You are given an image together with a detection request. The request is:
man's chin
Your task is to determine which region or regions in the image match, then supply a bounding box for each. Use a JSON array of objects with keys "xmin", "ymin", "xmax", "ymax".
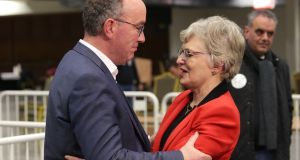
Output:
[
  {"xmin": 128, "ymin": 54, "xmax": 134, "ymax": 61},
  {"xmin": 255, "ymin": 47, "xmax": 269, "ymax": 55}
]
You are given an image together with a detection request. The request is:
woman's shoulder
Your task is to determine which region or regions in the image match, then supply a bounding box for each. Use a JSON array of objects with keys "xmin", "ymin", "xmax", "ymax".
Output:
[{"xmin": 199, "ymin": 91, "xmax": 239, "ymax": 116}]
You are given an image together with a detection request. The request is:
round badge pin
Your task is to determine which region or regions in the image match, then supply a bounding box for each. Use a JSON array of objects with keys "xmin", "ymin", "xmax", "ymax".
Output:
[{"xmin": 231, "ymin": 73, "xmax": 247, "ymax": 89}]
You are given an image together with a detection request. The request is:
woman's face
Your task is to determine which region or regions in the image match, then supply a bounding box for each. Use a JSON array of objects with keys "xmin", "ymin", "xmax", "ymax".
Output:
[{"xmin": 177, "ymin": 36, "xmax": 214, "ymax": 89}]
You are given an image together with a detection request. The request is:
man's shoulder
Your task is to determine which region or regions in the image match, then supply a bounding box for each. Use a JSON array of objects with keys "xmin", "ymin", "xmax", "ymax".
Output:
[{"xmin": 270, "ymin": 51, "xmax": 290, "ymax": 69}]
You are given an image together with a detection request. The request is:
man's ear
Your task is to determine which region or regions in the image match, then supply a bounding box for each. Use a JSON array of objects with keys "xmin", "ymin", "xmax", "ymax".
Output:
[
  {"xmin": 243, "ymin": 26, "xmax": 249, "ymax": 37},
  {"xmin": 102, "ymin": 18, "xmax": 117, "ymax": 38}
]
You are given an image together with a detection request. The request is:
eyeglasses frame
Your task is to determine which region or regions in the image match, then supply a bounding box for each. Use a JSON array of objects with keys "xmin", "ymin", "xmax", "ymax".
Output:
[
  {"xmin": 114, "ymin": 18, "xmax": 144, "ymax": 36},
  {"xmin": 178, "ymin": 48, "xmax": 209, "ymax": 60}
]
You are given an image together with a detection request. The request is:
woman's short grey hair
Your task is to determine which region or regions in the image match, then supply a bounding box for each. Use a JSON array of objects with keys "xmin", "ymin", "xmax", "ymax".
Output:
[
  {"xmin": 82, "ymin": 0, "xmax": 123, "ymax": 36},
  {"xmin": 180, "ymin": 16, "xmax": 245, "ymax": 80},
  {"xmin": 247, "ymin": 10, "xmax": 278, "ymax": 27}
]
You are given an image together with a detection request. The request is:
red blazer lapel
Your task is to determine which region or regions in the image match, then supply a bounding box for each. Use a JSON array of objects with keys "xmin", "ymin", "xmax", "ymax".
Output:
[
  {"xmin": 152, "ymin": 90, "xmax": 191, "ymax": 151},
  {"xmin": 163, "ymin": 109, "xmax": 194, "ymax": 150}
]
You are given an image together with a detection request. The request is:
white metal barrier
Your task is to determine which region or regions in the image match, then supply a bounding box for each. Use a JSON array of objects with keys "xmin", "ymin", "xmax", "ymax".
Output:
[
  {"xmin": 1, "ymin": 90, "xmax": 299, "ymax": 160},
  {"xmin": 161, "ymin": 92, "xmax": 180, "ymax": 116},
  {"xmin": 292, "ymin": 94, "xmax": 300, "ymax": 160},
  {"xmin": 0, "ymin": 121, "xmax": 45, "ymax": 146},
  {"xmin": 124, "ymin": 91, "xmax": 160, "ymax": 133},
  {"xmin": 0, "ymin": 90, "xmax": 48, "ymax": 122},
  {"xmin": 0, "ymin": 90, "xmax": 159, "ymax": 160},
  {"xmin": 0, "ymin": 121, "xmax": 45, "ymax": 129},
  {"xmin": 0, "ymin": 121, "xmax": 45, "ymax": 160},
  {"xmin": 0, "ymin": 132, "xmax": 45, "ymax": 145},
  {"xmin": 161, "ymin": 92, "xmax": 300, "ymax": 160},
  {"xmin": 0, "ymin": 91, "xmax": 48, "ymax": 160},
  {"xmin": 0, "ymin": 90, "xmax": 159, "ymax": 132}
]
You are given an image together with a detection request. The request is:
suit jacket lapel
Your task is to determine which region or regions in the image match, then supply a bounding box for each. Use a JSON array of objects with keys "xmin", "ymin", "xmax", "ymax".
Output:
[
  {"xmin": 73, "ymin": 42, "xmax": 114, "ymax": 81},
  {"xmin": 116, "ymin": 85, "xmax": 151, "ymax": 151},
  {"xmin": 73, "ymin": 42, "xmax": 151, "ymax": 150}
]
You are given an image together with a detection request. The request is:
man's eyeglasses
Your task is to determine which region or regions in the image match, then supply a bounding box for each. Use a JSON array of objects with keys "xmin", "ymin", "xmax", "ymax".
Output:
[
  {"xmin": 114, "ymin": 18, "xmax": 144, "ymax": 36},
  {"xmin": 255, "ymin": 28, "xmax": 274, "ymax": 38},
  {"xmin": 178, "ymin": 48, "xmax": 209, "ymax": 60}
]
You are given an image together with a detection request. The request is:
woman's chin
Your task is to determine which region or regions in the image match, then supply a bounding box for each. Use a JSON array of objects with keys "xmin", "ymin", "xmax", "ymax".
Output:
[{"xmin": 180, "ymin": 80, "xmax": 189, "ymax": 88}]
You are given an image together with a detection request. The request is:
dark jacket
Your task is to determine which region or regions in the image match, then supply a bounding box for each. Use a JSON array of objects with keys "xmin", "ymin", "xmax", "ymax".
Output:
[
  {"xmin": 116, "ymin": 60, "xmax": 139, "ymax": 86},
  {"xmin": 229, "ymin": 48, "xmax": 293, "ymax": 160}
]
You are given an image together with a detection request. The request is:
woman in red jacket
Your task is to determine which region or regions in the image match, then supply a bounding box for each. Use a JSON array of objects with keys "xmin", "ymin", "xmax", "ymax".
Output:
[{"xmin": 151, "ymin": 16, "xmax": 245, "ymax": 160}]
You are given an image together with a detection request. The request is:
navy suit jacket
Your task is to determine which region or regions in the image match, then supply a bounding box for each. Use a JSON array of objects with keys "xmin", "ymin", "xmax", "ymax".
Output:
[{"xmin": 44, "ymin": 42, "xmax": 182, "ymax": 160}]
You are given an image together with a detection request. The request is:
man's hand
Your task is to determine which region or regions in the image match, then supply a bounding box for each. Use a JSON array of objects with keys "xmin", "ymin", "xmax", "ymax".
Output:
[
  {"xmin": 65, "ymin": 155, "xmax": 84, "ymax": 160},
  {"xmin": 65, "ymin": 132, "xmax": 211, "ymax": 160},
  {"xmin": 180, "ymin": 132, "xmax": 212, "ymax": 160}
]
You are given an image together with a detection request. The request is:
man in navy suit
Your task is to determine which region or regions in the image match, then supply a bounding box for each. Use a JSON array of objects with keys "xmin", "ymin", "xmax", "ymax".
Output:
[{"xmin": 44, "ymin": 0, "xmax": 203, "ymax": 159}]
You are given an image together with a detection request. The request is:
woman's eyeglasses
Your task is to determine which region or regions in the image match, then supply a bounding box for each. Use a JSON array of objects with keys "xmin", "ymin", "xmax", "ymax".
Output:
[{"xmin": 178, "ymin": 48, "xmax": 209, "ymax": 60}]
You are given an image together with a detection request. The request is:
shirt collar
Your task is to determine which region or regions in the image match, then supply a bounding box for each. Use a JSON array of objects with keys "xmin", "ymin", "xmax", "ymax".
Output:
[{"xmin": 79, "ymin": 39, "xmax": 118, "ymax": 80}]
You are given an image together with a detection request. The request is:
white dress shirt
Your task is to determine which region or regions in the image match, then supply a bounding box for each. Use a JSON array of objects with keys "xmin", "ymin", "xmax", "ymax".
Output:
[{"xmin": 79, "ymin": 39, "xmax": 118, "ymax": 80}]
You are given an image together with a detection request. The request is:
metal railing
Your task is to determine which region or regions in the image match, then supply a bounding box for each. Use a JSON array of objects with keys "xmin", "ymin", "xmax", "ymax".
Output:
[
  {"xmin": 160, "ymin": 92, "xmax": 180, "ymax": 116},
  {"xmin": 0, "ymin": 90, "xmax": 159, "ymax": 132},
  {"xmin": 0, "ymin": 91, "xmax": 48, "ymax": 160},
  {"xmin": 0, "ymin": 90, "xmax": 160, "ymax": 160},
  {"xmin": 2, "ymin": 90, "xmax": 297, "ymax": 160},
  {"xmin": 124, "ymin": 91, "xmax": 160, "ymax": 133},
  {"xmin": 292, "ymin": 94, "xmax": 300, "ymax": 160},
  {"xmin": 0, "ymin": 121, "xmax": 45, "ymax": 160}
]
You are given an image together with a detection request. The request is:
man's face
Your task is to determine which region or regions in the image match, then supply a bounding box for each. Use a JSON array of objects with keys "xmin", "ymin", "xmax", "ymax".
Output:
[
  {"xmin": 244, "ymin": 15, "xmax": 277, "ymax": 56},
  {"xmin": 113, "ymin": 0, "xmax": 146, "ymax": 65}
]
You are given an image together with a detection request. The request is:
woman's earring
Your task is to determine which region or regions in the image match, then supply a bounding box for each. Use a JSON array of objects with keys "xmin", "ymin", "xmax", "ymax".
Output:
[{"xmin": 212, "ymin": 70, "xmax": 216, "ymax": 76}]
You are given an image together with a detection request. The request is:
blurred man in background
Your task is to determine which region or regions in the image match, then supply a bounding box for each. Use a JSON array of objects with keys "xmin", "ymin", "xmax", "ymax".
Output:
[{"xmin": 229, "ymin": 10, "xmax": 293, "ymax": 160}]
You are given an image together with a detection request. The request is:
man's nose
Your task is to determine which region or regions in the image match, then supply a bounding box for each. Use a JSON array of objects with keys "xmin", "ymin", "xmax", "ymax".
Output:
[{"xmin": 138, "ymin": 32, "xmax": 145, "ymax": 43}]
